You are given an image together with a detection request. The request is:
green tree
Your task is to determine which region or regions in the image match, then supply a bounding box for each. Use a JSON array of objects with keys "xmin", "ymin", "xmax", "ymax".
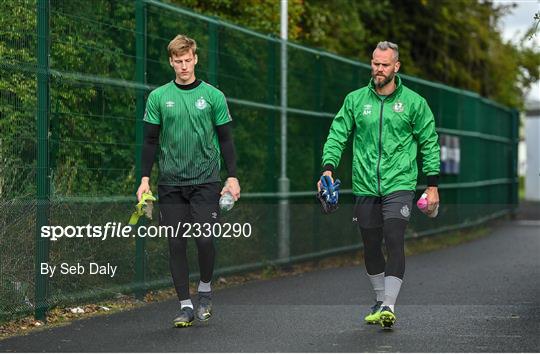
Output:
[
  {"xmin": 296, "ymin": 0, "xmax": 539, "ymax": 109},
  {"xmin": 171, "ymin": 0, "xmax": 305, "ymax": 38}
]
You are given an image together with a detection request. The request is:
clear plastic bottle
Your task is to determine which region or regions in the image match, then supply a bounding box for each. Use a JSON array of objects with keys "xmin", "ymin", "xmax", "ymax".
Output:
[{"xmin": 219, "ymin": 192, "xmax": 235, "ymax": 212}]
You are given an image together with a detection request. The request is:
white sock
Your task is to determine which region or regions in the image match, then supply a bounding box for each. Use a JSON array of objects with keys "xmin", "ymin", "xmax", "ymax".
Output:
[
  {"xmin": 382, "ymin": 276, "xmax": 402, "ymax": 311},
  {"xmin": 198, "ymin": 280, "xmax": 211, "ymax": 293},
  {"xmin": 180, "ymin": 299, "xmax": 193, "ymax": 309},
  {"xmin": 367, "ymin": 272, "xmax": 385, "ymax": 302}
]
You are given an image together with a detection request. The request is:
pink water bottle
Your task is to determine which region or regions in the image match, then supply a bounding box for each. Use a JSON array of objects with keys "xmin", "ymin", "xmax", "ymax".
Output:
[
  {"xmin": 417, "ymin": 193, "xmax": 428, "ymax": 210},
  {"xmin": 417, "ymin": 193, "xmax": 438, "ymax": 218}
]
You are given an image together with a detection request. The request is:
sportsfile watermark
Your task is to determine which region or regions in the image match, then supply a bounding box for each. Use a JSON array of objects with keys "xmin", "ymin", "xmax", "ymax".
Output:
[{"xmin": 40, "ymin": 222, "xmax": 252, "ymax": 241}]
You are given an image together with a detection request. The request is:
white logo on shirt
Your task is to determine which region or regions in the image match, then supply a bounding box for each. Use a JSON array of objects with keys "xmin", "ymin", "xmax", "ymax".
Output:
[
  {"xmin": 393, "ymin": 101, "xmax": 404, "ymax": 113},
  {"xmin": 195, "ymin": 97, "xmax": 208, "ymax": 110},
  {"xmin": 362, "ymin": 104, "xmax": 372, "ymax": 116},
  {"xmin": 165, "ymin": 101, "xmax": 175, "ymax": 108}
]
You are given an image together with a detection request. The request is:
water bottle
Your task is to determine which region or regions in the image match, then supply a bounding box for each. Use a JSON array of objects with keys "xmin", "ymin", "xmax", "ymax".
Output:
[
  {"xmin": 219, "ymin": 192, "xmax": 235, "ymax": 212},
  {"xmin": 416, "ymin": 193, "xmax": 439, "ymax": 218},
  {"xmin": 417, "ymin": 193, "xmax": 428, "ymax": 210}
]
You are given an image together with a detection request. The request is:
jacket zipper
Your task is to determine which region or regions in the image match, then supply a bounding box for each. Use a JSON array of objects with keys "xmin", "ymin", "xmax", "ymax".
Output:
[{"xmin": 376, "ymin": 98, "xmax": 384, "ymax": 196}]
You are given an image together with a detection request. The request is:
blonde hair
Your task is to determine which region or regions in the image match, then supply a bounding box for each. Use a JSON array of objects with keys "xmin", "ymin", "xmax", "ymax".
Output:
[{"xmin": 167, "ymin": 34, "xmax": 197, "ymax": 57}]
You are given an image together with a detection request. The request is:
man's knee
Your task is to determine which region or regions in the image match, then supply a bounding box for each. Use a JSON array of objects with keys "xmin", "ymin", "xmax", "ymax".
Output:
[
  {"xmin": 383, "ymin": 218, "xmax": 407, "ymax": 239},
  {"xmin": 195, "ymin": 236, "xmax": 214, "ymax": 250},
  {"xmin": 168, "ymin": 236, "xmax": 188, "ymax": 254},
  {"xmin": 383, "ymin": 218, "xmax": 407, "ymax": 279}
]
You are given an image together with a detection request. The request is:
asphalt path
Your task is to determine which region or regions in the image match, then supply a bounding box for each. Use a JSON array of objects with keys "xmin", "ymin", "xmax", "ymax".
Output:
[{"xmin": 1, "ymin": 220, "xmax": 538, "ymax": 352}]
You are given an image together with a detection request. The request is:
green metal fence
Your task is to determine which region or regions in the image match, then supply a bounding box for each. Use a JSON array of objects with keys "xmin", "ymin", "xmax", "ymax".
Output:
[{"xmin": 0, "ymin": 0, "xmax": 519, "ymax": 322}]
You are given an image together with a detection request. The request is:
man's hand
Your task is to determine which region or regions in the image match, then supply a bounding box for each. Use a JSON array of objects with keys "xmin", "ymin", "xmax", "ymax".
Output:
[
  {"xmin": 424, "ymin": 186, "xmax": 439, "ymax": 215},
  {"xmin": 221, "ymin": 177, "xmax": 241, "ymax": 201},
  {"xmin": 317, "ymin": 170, "xmax": 334, "ymax": 191},
  {"xmin": 136, "ymin": 177, "xmax": 151, "ymax": 202}
]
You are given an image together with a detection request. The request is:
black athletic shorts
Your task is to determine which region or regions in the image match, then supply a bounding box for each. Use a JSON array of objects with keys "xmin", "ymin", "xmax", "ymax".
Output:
[
  {"xmin": 353, "ymin": 190, "xmax": 414, "ymax": 229},
  {"xmin": 158, "ymin": 182, "xmax": 221, "ymax": 226}
]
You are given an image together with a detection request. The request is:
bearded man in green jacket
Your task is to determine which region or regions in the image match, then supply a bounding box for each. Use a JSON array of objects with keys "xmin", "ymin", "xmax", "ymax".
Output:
[{"xmin": 319, "ymin": 41, "xmax": 440, "ymax": 329}]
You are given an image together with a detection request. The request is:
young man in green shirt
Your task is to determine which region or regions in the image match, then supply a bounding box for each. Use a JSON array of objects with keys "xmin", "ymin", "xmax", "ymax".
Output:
[
  {"xmin": 136, "ymin": 34, "xmax": 241, "ymax": 327},
  {"xmin": 319, "ymin": 41, "xmax": 440, "ymax": 329}
]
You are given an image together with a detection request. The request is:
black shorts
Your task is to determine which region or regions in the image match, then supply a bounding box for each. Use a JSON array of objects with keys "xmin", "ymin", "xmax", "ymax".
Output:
[
  {"xmin": 354, "ymin": 190, "xmax": 414, "ymax": 229},
  {"xmin": 158, "ymin": 182, "xmax": 221, "ymax": 226}
]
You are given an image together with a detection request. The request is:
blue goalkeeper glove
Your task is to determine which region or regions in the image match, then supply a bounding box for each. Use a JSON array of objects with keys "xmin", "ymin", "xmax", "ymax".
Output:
[{"xmin": 316, "ymin": 175, "xmax": 341, "ymax": 214}]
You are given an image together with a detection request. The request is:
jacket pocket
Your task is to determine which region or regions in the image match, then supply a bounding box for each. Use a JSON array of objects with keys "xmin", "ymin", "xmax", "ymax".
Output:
[{"xmin": 399, "ymin": 150, "xmax": 412, "ymax": 172}]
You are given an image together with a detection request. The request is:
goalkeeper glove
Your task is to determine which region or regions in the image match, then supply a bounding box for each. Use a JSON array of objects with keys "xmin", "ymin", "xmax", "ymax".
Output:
[{"xmin": 316, "ymin": 175, "xmax": 341, "ymax": 214}]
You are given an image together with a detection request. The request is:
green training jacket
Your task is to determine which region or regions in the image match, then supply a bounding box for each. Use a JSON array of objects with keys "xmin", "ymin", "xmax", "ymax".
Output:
[{"xmin": 322, "ymin": 75, "xmax": 440, "ymax": 197}]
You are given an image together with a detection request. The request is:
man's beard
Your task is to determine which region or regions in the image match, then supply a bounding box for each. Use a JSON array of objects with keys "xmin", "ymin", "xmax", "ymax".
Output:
[{"xmin": 372, "ymin": 71, "xmax": 395, "ymax": 88}]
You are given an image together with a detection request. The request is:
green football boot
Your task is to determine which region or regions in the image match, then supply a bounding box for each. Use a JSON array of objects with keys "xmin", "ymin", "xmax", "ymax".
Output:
[
  {"xmin": 379, "ymin": 305, "xmax": 396, "ymax": 329},
  {"xmin": 364, "ymin": 301, "xmax": 383, "ymax": 324},
  {"xmin": 173, "ymin": 307, "xmax": 195, "ymax": 328},
  {"xmin": 196, "ymin": 292, "xmax": 213, "ymax": 321}
]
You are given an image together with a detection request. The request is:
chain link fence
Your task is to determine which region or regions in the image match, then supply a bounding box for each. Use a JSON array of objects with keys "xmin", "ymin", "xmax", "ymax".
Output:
[{"xmin": 0, "ymin": 0, "xmax": 518, "ymax": 321}]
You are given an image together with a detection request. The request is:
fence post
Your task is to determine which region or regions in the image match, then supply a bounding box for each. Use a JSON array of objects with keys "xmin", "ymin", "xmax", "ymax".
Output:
[
  {"xmin": 266, "ymin": 38, "xmax": 277, "ymax": 259},
  {"xmin": 266, "ymin": 38, "xmax": 277, "ymax": 191},
  {"xmin": 278, "ymin": 0, "xmax": 290, "ymax": 263},
  {"xmin": 134, "ymin": 0, "xmax": 147, "ymax": 299},
  {"xmin": 313, "ymin": 54, "xmax": 323, "ymax": 253},
  {"xmin": 511, "ymin": 108, "xmax": 519, "ymax": 215},
  {"xmin": 35, "ymin": 0, "xmax": 51, "ymax": 322},
  {"xmin": 208, "ymin": 21, "xmax": 219, "ymax": 86}
]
